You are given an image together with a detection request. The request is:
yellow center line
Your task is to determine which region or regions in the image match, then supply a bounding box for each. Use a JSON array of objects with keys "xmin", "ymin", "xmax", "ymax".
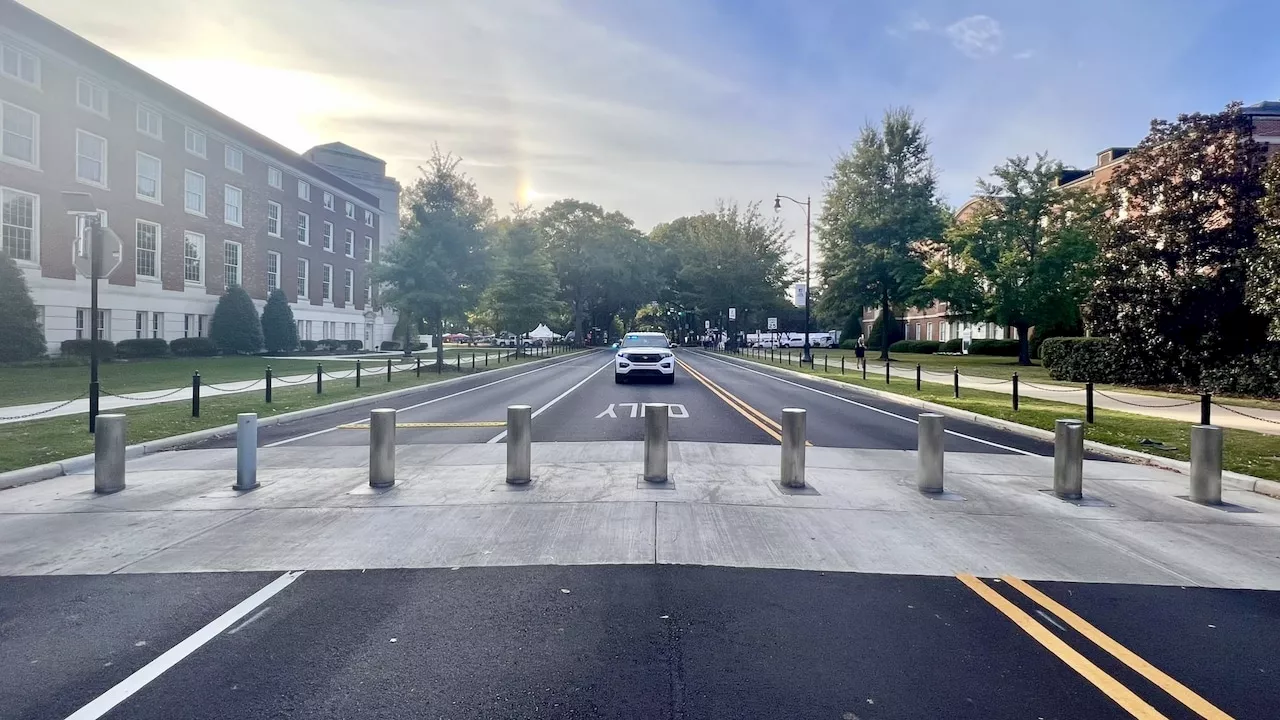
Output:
[
  {"xmin": 1000, "ymin": 575, "xmax": 1234, "ymax": 720},
  {"xmin": 956, "ymin": 574, "xmax": 1168, "ymax": 720},
  {"xmin": 677, "ymin": 359, "xmax": 782, "ymax": 443},
  {"xmin": 338, "ymin": 421, "xmax": 506, "ymax": 429}
]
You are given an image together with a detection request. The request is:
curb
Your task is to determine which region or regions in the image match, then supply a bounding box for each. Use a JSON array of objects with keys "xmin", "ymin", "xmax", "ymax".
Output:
[
  {"xmin": 0, "ymin": 350, "xmax": 592, "ymax": 491},
  {"xmin": 703, "ymin": 351, "xmax": 1280, "ymax": 500}
]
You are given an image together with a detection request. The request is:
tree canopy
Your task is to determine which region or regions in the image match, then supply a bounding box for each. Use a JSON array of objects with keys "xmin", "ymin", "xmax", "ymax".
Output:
[
  {"xmin": 0, "ymin": 251, "xmax": 45, "ymax": 362},
  {"xmin": 476, "ymin": 210, "xmax": 562, "ymax": 354}
]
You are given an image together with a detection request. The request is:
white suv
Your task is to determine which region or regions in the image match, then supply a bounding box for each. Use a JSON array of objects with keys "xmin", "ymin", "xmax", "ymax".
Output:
[{"xmin": 615, "ymin": 332, "xmax": 676, "ymax": 384}]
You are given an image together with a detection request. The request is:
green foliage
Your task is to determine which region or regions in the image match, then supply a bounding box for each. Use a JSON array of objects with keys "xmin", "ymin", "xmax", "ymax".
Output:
[
  {"xmin": 210, "ymin": 286, "xmax": 263, "ymax": 355},
  {"xmin": 1030, "ymin": 318, "xmax": 1083, "ymax": 360},
  {"xmin": 867, "ymin": 312, "xmax": 904, "ymax": 349},
  {"xmin": 1253, "ymin": 155, "xmax": 1280, "ymax": 340},
  {"xmin": 60, "ymin": 339, "xmax": 115, "ymax": 360},
  {"xmin": 0, "ymin": 251, "xmax": 46, "ymax": 362},
  {"xmin": 890, "ymin": 340, "xmax": 940, "ymax": 354},
  {"xmin": 1042, "ymin": 337, "xmax": 1116, "ymax": 381},
  {"xmin": 342, "ymin": 340, "xmax": 363, "ymax": 352},
  {"xmin": 477, "ymin": 213, "xmax": 561, "ymax": 354},
  {"xmin": 940, "ymin": 338, "xmax": 963, "ymax": 353},
  {"xmin": 169, "ymin": 337, "xmax": 218, "ymax": 357},
  {"xmin": 1202, "ymin": 344, "xmax": 1280, "ymax": 398},
  {"xmin": 116, "ymin": 338, "xmax": 169, "ymax": 359},
  {"xmin": 967, "ymin": 339, "xmax": 1020, "ymax": 356},
  {"xmin": 300, "ymin": 340, "xmax": 319, "ymax": 352},
  {"xmin": 839, "ymin": 339, "xmax": 860, "ymax": 349},
  {"xmin": 841, "ymin": 312, "xmax": 863, "ymax": 346},
  {"xmin": 260, "ymin": 289, "xmax": 298, "ymax": 354}
]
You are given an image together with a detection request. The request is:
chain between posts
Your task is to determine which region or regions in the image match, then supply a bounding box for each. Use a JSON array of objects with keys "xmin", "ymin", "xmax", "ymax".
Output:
[{"xmin": 0, "ymin": 389, "xmax": 91, "ymax": 420}]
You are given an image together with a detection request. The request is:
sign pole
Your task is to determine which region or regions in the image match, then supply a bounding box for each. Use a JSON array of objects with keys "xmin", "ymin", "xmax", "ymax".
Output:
[{"xmin": 88, "ymin": 218, "xmax": 101, "ymax": 433}]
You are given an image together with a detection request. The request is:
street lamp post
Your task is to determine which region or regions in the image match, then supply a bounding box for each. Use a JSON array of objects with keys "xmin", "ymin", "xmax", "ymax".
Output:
[{"xmin": 775, "ymin": 194, "xmax": 812, "ymax": 365}]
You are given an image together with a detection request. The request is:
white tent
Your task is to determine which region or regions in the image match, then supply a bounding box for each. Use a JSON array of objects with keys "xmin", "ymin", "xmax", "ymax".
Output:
[{"xmin": 527, "ymin": 323, "xmax": 560, "ymax": 340}]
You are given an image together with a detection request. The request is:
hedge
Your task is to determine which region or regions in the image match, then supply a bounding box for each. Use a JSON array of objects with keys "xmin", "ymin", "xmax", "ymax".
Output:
[
  {"xmin": 940, "ymin": 338, "xmax": 963, "ymax": 353},
  {"xmin": 1041, "ymin": 337, "xmax": 1116, "ymax": 382},
  {"xmin": 1201, "ymin": 344, "xmax": 1280, "ymax": 398},
  {"xmin": 299, "ymin": 340, "xmax": 319, "ymax": 352},
  {"xmin": 60, "ymin": 339, "xmax": 115, "ymax": 360},
  {"xmin": 380, "ymin": 341, "xmax": 401, "ymax": 351},
  {"xmin": 170, "ymin": 336, "xmax": 219, "ymax": 357},
  {"xmin": 116, "ymin": 338, "xmax": 169, "ymax": 359},
  {"xmin": 889, "ymin": 340, "xmax": 941, "ymax": 354},
  {"xmin": 343, "ymin": 339, "xmax": 363, "ymax": 352},
  {"xmin": 967, "ymin": 339, "xmax": 1020, "ymax": 356}
]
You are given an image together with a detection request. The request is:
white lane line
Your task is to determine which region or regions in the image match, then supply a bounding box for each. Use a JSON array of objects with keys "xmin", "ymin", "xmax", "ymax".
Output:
[
  {"xmin": 691, "ymin": 351, "xmax": 1036, "ymax": 456},
  {"xmin": 64, "ymin": 571, "xmax": 304, "ymax": 720},
  {"xmin": 226, "ymin": 606, "xmax": 272, "ymax": 635},
  {"xmin": 487, "ymin": 360, "xmax": 615, "ymax": 443},
  {"xmin": 264, "ymin": 353, "xmax": 595, "ymax": 447}
]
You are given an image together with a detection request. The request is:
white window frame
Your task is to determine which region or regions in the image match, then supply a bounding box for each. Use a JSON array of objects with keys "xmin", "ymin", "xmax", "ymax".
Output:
[
  {"xmin": 344, "ymin": 228, "xmax": 355, "ymax": 257},
  {"xmin": 297, "ymin": 257, "xmax": 310, "ymax": 300},
  {"xmin": 345, "ymin": 201, "xmax": 355, "ymax": 220},
  {"xmin": 364, "ymin": 276, "xmax": 372, "ymax": 306},
  {"xmin": 323, "ymin": 192, "xmax": 334, "ymax": 211},
  {"xmin": 321, "ymin": 263, "xmax": 332, "ymax": 302},
  {"xmin": 267, "ymin": 165, "xmax": 282, "ymax": 189},
  {"xmin": 135, "ymin": 219, "xmax": 161, "ymax": 281},
  {"xmin": 183, "ymin": 231, "xmax": 204, "ymax": 285},
  {"xmin": 364, "ymin": 209, "xmax": 374, "ymax": 227},
  {"xmin": 1, "ymin": 42, "xmax": 40, "ymax": 87},
  {"xmin": 152, "ymin": 311, "xmax": 163, "ymax": 339},
  {"xmin": 1, "ymin": 186, "xmax": 39, "ymax": 266},
  {"xmin": 224, "ymin": 240, "xmax": 242, "ymax": 288},
  {"xmin": 136, "ymin": 105, "xmax": 162, "ymax": 139},
  {"xmin": 135, "ymin": 151, "xmax": 161, "ymax": 204},
  {"xmin": 322, "ymin": 221, "xmax": 334, "ymax": 252},
  {"xmin": 184, "ymin": 127, "xmax": 206, "ymax": 158},
  {"xmin": 76, "ymin": 77, "xmax": 108, "ymax": 117},
  {"xmin": 135, "ymin": 311, "xmax": 147, "ymax": 339},
  {"xmin": 267, "ymin": 200, "xmax": 282, "ymax": 237},
  {"xmin": 343, "ymin": 268, "xmax": 354, "ymax": 304},
  {"xmin": 224, "ymin": 184, "xmax": 243, "ymax": 227},
  {"xmin": 77, "ymin": 308, "xmax": 108, "ymax": 341},
  {"xmin": 364, "ymin": 236, "xmax": 373, "ymax": 262},
  {"xmin": 184, "ymin": 170, "xmax": 206, "ymax": 216},
  {"xmin": 297, "ymin": 211, "xmax": 310, "ymax": 245},
  {"xmin": 298, "ymin": 179, "xmax": 311, "ymax": 201},
  {"xmin": 75, "ymin": 129, "xmax": 108, "ymax": 188},
  {"xmin": 224, "ymin": 144, "xmax": 243, "ymax": 173},
  {"xmin": 1, "ymin": 101, "xmax": 39, "ymax": 169},
  {"xmin": 266, "ymin": 250, "xmax": 281, "ymax": 292}
]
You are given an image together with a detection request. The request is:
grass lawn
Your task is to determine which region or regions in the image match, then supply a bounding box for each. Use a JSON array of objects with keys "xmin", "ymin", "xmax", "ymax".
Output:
[
  {"xmin": 0, "ymin": 352, "xmax": 553, "ymax": 473},
  {"xmin": 0, "ymin": 347, "xmax": 526, "ymax": 407},
  {"xmin": 734, "ymin": 351, "xmax": 1280, "ymax": 483}
]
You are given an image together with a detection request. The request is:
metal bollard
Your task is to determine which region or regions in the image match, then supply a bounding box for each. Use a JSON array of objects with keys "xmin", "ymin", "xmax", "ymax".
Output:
[
  {"xmin": 953, "ymin": 367, "xmax": 960, "ymax": 398},
  {"xmin": 1200, "ymin": 394, "xmax": 1211, "ymax": 426},
  {"xmin": 1085, "ymin": 382, "xmax": 1095, "ymax": 424},
  {"xmin": 1012, "ymin": 372, "xmax": 1019, "ymax": 411},
  {"xmin": 506, "ymin": 405, "xmax": 532, "ymax": 484},
  {"xmin": 416, "ymin": 358, "xmax": 421, "ymax": 377},
  {"xmin": 916, "ymin": 364, "xmax": 922, "ymax": 392},
  {"xmin": 369, "ymin": 408, "xmax": 396, "ymax": 488},
  {"xmin": 386, "ymin": 357, "xmax": 392, "ymax": 382},
  {"xmin": 356, "ymin": 359, "xmax": 362, "ymax": 388},
  {"xmin": 234, "ymin": 413, "xmax": 259, "ymax": 491},
  {"xmin": 886, "ymin": 360, "xmax": 890, "ymax": 385},
  {"xmin": 917, "ymin": 413, "xmax": 945, "ymax": 493},
  {"xmin": 780, "ymin": 408, "xmax": 807, "ymax": 488},
  {"xmin": 1189, "ymin": 424, "xmax": 1223, "ymax": 504},
  {"xmin": 456, "ymin": 354, "xmax": 462, "ymax": 372},
  {"xmin": 191, "ymin": 372, "xmax": 201, "ymax": 417},
  {"xmin": 316, "ymin": 363, "xmax": 323, "ymax": 394},
  {"xmin": 265, "ymin": 366, "xmax": 273, "ymax": 403},
  {"xmin": 841, "ymin": 357, "xmax": 845, "ymax": 375},
  {"xmin": 643, "ymin": 403, "xmax": 670, "ymax": 483},
  {"xmin": 94, "ymin": 413, "xmax": 127, "ymax": 494},
  {"xmin": 472, "ymin": 352, "xmax": 476, "ymax": 371},
  {"xmin": 1053, "ymin": 419, "xmax": 1085, "ymax": 500}
]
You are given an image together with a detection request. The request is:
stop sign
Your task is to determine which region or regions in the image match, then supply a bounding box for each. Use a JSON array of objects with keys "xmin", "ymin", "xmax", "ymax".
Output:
[{"xmin": 72, "ymin": 223, "xmax": 123, "ymax": 279}]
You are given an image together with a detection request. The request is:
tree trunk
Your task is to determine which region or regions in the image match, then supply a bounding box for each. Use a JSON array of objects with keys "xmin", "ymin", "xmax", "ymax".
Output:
[
  {"xmin": 879, "ymin": 290, "xmax": 891, "ymax": 361},
  {"xmin": 572, "ymin": 296, "xmax": 585, "ymax": 348},
  {"xmin": 434, "ymin": 309, "xmax": 444, "ymax": 368},
  {"xmin": 1016, "ymin": 322, "xmax": 1031, "ymax": 366}
]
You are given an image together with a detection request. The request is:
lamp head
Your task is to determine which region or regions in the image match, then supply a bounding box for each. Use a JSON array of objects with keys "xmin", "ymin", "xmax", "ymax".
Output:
[{"xmin": 773, "ymin": 196, "xmax": 781, "ymax": 212}]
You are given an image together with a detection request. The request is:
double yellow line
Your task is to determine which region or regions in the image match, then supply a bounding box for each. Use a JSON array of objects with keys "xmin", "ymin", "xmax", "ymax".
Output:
[
  {"xmin": 959, "ymin": 574, "xmax": 1232, "ymax": 719},
  {"xmin": 677, "ymin": 359, "xmax": 810, "ymax": 445}
]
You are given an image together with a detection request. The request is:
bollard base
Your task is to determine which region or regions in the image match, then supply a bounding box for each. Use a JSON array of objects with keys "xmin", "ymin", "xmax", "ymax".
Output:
[
  {"xmin": 230, "ymin": 481, "xmax": 260, "ymax": 492},
  {"xmin": 1038, "ymin": 489, "xmax": 1112, "ymax": 507},
  {"xmin": 638, "ymin": 474, "xmax": 675, "ymax": 488},
  {"xmin": 773, "ymin": 481, "xmax": 820, "ymax": 496},
  {"xmin": 921, "ymin": 489, "xmax": 966, "ymax": 502},
  {"xmin": 505, "ymin": 476, "xmax": 532, "ymax": 486},
  {"xmin": 1176, "ymin": 495, "xmax": 1257, "ymax": 513}
]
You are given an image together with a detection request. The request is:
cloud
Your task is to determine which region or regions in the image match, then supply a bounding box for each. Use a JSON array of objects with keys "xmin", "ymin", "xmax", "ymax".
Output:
[
  {"xmin": 1012, "ymin": 50, "xmax": 1035, "ymax": 60},
  {"xmin": 946, "ymin": 15, "xmax": 1003, "ymax": 58}
]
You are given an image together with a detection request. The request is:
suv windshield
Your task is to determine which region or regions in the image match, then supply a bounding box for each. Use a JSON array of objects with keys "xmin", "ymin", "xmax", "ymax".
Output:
[{"xmin": 620, "ymin": 335, "xmax": 670, "ymax": 348}]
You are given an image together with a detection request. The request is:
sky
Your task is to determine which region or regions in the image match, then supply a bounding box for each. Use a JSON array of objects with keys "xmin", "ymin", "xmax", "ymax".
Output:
[{"xmin": 21, "ymin": 0, "xmax": 1280, "ymax": 257}]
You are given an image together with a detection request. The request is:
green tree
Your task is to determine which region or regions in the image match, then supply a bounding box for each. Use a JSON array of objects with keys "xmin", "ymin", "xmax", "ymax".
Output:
[
  {"xmin": 375, "ymin": 147, "xmax": 493, "ymax": 366},
  {"xmin": 928, "ymin": 153, "xmax": 1107, "ymax": 365},
  {"xmin": 260, "ymin": 288, "xmax": 298, "ymax": 353},
  {"xmin": 0, "ymin": 250, "xmax": 46, "ymax": 361},
  {"xmin": 817, "ymin": 107, "xmax": 949, "ymax": 360},
  {"xmin": 1253, "ymin": 153, "xmax": 1280, "ymax": 340},
  {"xmin": 210, "ymin": 285, "xmax": 263, "ymax": 354},
  {"xmin": 477, "ymin": 212, "xmax": 561, "ymax": 356}
]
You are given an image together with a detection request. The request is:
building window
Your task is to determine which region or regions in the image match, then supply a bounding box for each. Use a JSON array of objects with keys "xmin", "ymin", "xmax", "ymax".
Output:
[
  {"xmin": 297, "ymin": 258, "xmax": 309, "ymax": 299},
  {"xmin": 267, "ymin": 165, "xmax": 282, "ymax": 189},
  {"xmin": 364, "ymin": 236, "xmax": 373, "ymax": 262},
  {"xmin": 322, "ymin": 221, "xmax": 333, "ymax": 252},
  {"xmin": 136, "ymin": 105, "xmax": 162, "ymax": 139},
  {"xmin": 224, "ymin": 145, "xmax": 243, "ymax": 173},
  {"xmin": 75, "ymin": 130, "xmax": 107, "ymax": 187},
  {"xmin": 298, "ymin": 180, "xmax": 311, "ymax": 201},
  {"xmin": 224, "ymin": 184, "xmax": 243, "ymax": 226},
  {"xmin": 224, "ymin": 240, "xmax": 242, "ymax": 287},
  {"xmin": 343, "ymin": 268, "xmax": 353, "ymax": 304},
  {"xmin": 184, "ymin": 170, "xmax": 205, "ymax": 215},
  {"xmin": 184, "ymin": 127, "xmax": 206, "ymax": 157},
  {"xmin": 77, "ymin": 308, "xmax": 108, "ymax": 341},
  {"xmin": 297, "ymin": 211, "xmax": 309, "ymax": 245},
  {"xmin": 345, "ymin": 201, "xmax": 355, "ymax": 220},
  {"xmin": 76, "ymin": 78, "xmax": 108, "ymax": 117},
  {"xmin": 1, "ymin": 187, "xmax": 37, "ymax": 263},
  {"xmin": 152, "ymin": 312, "xmax": 163, "ymax": 339},
  {"xmin": 926, "ymin": 322, "xmax": 934, "ymax": 341},
  {"xmin": 135, "ymin": 311, "xmax": 147, "ymax": 339},
  {"xmin": 1, "ymin": 43, "xmax": 39, "ymax": 86},
  {"xmin": 135, "ymin": 220, "xmax": 160, "ymax": 279},
  {"xmin": 323, "ymin": 192, "xmax": 334, "ymax": 211},
  {"xmin": 1, "ymin": 102, "xmax": 38, "ymax": 168},
  {"xmin": 362, "ymin": 209, "xmax": 373, "ymax": 227},
  {"xmin": 364, "ymin": 277, "xmax": 372, "ymax": 305},
  {"xmin": 183, "ymin": 314, "xmax": 207, "ymax": 338},
  {"xmin": 321, "ymin": 263, "xmax": 332, "ymax": 301},
  {"xmin": 296, "ymin": 319, "xmax": 304, "ymax": 339},
  {"xmin": 184, "ymin": 231, "xmax": 204, "ymax": 284},
  {"xmin": 267, "ymin": 201, "xmax": 282, "ymax": 237},
  {"xmin": 136, "ymin": 152, "xmax": 161, "ymax": 203},
  {"xmin": 267, "ymin": 250, "xmax": 280, "ymax": 292},
  {"xmin": 344, "ymin": 229, "xmax": 355, "ymax": 257},
  {"xmin": 940, "ymin": 322, "xmax": 950, "ymax": 343}
]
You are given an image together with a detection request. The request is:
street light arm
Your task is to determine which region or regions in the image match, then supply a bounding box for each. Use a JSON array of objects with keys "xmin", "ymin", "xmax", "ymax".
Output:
[{"xmin": 775, "ymin": 194, "xmax": 809, "ymax": 209}]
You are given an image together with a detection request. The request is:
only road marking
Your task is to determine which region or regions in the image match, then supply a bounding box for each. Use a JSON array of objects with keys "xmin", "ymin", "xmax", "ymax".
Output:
[{"xmin": 594, "ymin": 403, "xmax": 690, "ymax": 419}]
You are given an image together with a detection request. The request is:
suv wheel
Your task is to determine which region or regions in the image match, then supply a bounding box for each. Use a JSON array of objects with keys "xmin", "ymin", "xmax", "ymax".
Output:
[{"xmin": 615, "ymin": 373, "xmax": 626, "ymax": 384}]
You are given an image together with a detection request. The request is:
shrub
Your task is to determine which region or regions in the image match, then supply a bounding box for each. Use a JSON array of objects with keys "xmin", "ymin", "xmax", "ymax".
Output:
[
  {"xmin": 260, "ymin": 289, "xmax": 298, "ymax": 354},
  {"xmin": 940, "ymin": 338, "xmax": 963, "ymax": 353},
  {"xmin": 211, "ymin": 286, "xmax": 263, "ymax": 354},
  {"xmin": 170, "ymin": 336, "xmax": 218, "ymax": 357},
  {"xmin": 60, "ymin": 339, "xmax": 115, "ymax": 360},
  {"xmin": 968, "ymin": 339, "xmax": 1020, "ymax": 356},
  {"xmin": 299, "ymin": 339, "xmax": 319, "ymax": 352},
  {"xmin": 380, "ymin": 341, "xmax": 401, "ymax": 351},
  {"xmin": 1030, "ymin": 319, "xmax": 1082, "ymax": 360},
  {"xmin": 342, "ymin": 339, "xmax": 363, "ymax": 352},
  {"xmin": 0, "ymin": 251, "xmax": 46, "ymax": 362},
  {"xmin": 839, "ymin": 339, "xmax": 859, "ymax": 350},
  {"xmin": 116, "ymin": 338, "xmax": 169, "ymax": 359},
  {"xmin": 316, "ymin": 339, "xmax": 341, "ymax": 352},
  {"xmin": 889, "ymin": 340, "xmax": 912, "ymax": 352},
  {"xmin": 1201, "ymin": 344, "xmax": 1280, "ymax": 398},
  {"xmin": 1043, "ymin": 337, "xmax": 1117, "ymax": 382},
  {"xmin": 910, "ymin": 340, "xmax": 941, "ymax": 354}
]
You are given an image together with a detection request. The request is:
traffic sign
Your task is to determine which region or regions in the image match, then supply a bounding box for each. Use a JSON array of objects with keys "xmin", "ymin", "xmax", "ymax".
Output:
[
  {"xmin": 705, "ymin": 320, "xmax": 710, "ymax": 330},
  {"xmin": 767, "ymin": 317, "xmax": 778, "ymax": 330},
  {"xmin": 72, "ymin": 222, "xmax": 123, "ymax": 279},
  {"xmin": 728, "ymin": 308, "xmax": 737, "ymax": 321}
]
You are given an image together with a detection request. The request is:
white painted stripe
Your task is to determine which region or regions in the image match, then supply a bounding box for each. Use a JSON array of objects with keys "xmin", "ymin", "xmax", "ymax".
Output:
[
  {"xmin": 692, "ymin": 352, "xmax": 1036, "ymax": 456},
  {"xmin": 63, "ymin": 571, "xmax": 304, "ymax": 720},
  {"xmin": 487, "ymin": 360, "xmax": 615, "ymax": 443},
  {"xmin": 265, "ymin": 353, "xmax": 595, "ymax": 447}
]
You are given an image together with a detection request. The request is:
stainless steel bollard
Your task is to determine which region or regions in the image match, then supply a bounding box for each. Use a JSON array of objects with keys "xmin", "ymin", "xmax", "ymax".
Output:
[
  {"xmin": 1190, "ymin": 424, "xmax": 1223, "ymax": 504},
  {"xmin": 780, "ymin": 408, "xmax": 807, "ymax": 488},
  {"xmin": 643, "ymin": 403, "xmax": 669, "ymax": 483},
  {"xmin": 1053, "ymin": 419, "xmax": 1084, "ymax": 500},
  {"xmin": 94, "ymin": 413, "xmax": 127, "ymax": 494},
  {"xmin": 369, "ymin": 408, "xmax": 396, "ymax": 488},
  {"xmin": 234, "ymin": 413, "xmax": 259, "ymax": 490},
  {"xmin": 506, "ymin": 405, "xmax": 532, "ymax": 485},
  {"xmin": 917, "ymin": 413, "xmax": 945, "ymax": 493}
]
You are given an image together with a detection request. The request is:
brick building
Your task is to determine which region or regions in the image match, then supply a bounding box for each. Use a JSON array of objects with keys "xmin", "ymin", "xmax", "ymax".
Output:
[{"xmin": 0, "ymin": 0, "xmax": 398, "ymax": 353}]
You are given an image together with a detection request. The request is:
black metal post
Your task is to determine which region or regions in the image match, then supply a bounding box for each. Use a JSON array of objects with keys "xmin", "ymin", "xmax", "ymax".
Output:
[
  {"xmin": 484, "ymin": 352, "xmax": 489, "ymax": 367},
  {"xmin": 386, "ymin": 357, "xmax": 392, "ymax": 382},
  {"xmin": 456, "ymin": 353, "xmax": 461, "ymax": 372},
  {"xmin": 192, "ymin": 371, "xmax": 200, "ymax": 417},
  {"xmin": 472, "ymin": 352, "xmax": 476, "ymax": 371},
  {"xmin": 88, "ymin": 217, "xmax": 102, "ymax": 433},
  {"xmin": 841, "ymin": 357, "xmax": 845, "ymax": 375},
  {"xmin": 1086, "ymin": 382, "xmax": 1095, "ymax": 423},
  {"xmin": 356, "ymin": 360, "xmax": 362, "ymax": 388},
  {"xmin": 1201, "ymin": 393, "xmax": 1211, "ymax": 426},
  {"xmin": 953, "ymin": 367, "xmax": 959, "ymax": 398},
  {"xmin": 316, "ymin": 363, "xmax": 323, "ymax": 394},
  {"xmin": 1013, "ymin": 372, "xmax": 1019, "ymax": 411},
  {"xmin": 862, "ymin": 359, "xmax": 867, "ymax": 381},
  {"xmin": 916, "ymin": 364, "xmax": 921, "ymax": 391},
  {"xmin": 265, "ymin": 366, "xmax": 272, "ymax": 403},
  {"xmin": 823, "ymin": 355, "xmax": 828, "ymax": 373},
  {"xmin": 886, "ymin": 360, "xmax": 890, "ymax": 385},
  {"xmin": 416, "ymin": 358, "xmax": 421, "ymax": 377}
]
